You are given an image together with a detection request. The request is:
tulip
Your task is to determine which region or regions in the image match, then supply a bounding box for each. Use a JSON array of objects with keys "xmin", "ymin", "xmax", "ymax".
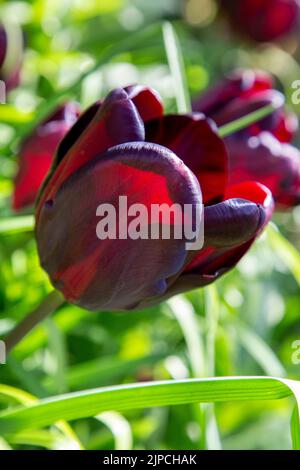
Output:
[
  {"xmin": 194, "ymin": 69, "xmax": 300, "ymax": 208},
  {"xmin": 35, "ymin": 86, "xmax": 273, "ymax": 311},
  {"xmin": 193, "ymin": 69, "xmax": 298, "ymax": 142},
  {"xmin": 226, "ymin": 132, "xmax": 300, "ymax": 209},
  {"xmin": 0, "ymin": 22, "xmax": 23, "ymax": 91},
  {"xmin": 219, "ymin": 0, "xmax": 300, "ymax": 42},
  {"xmin": 13, "ymin": 103, "xmax": 81, "ymax": 210}
]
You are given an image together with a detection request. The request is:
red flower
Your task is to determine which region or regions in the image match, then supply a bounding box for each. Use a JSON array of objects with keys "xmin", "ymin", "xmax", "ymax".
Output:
[
  {"xmin": 13, "ymin": 103, "xmax": 81, "ymax": 210},
  {"xmin": 0, "ymin": 22, "xmax": 23, "ymax": 91},
  {"xmin": 193, "ymin": 69, "xmax": 300, "ymax": 209},
  {"xmin": 219, "ymin": 0, "xmax": 300, "ymax": 42},
  {"xmin": 35, "ymin": 86, "xmax": 273, "ymax": 311},
  {"xmin": 226, "ymin": 133, "xmax": 300, "ymax": 208}
]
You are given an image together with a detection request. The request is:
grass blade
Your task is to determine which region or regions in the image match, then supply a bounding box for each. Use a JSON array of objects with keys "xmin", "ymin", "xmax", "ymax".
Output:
[
  {"xmin": 291, "ymin": 406, "xmax": 300, "ymax": 450},
  {"xmin": 96, "ymin": 412, "xmax": 132, "ymax": 450},
  {"xmin": 0, "ymin": 215, "xmax": 34, "ymax": 234},
  {"xmin": 267, "ymin": 223, "xmax": 300, "ymax": 287},
  {"xmin": 0, "ymin": 376, "xmax": 296, "ymax": 435},
  {"xmin": 162, "ymin": 22, "xmax": 191, "ymax": 113},
  {"xmin": 167, "ymin": 296, "xmax": 205, "ymax": 377},
  {"xmin": 219, "ymin": 104, "xmax": 275, "ymax": 138},
  {"xmin": 235, "ymin": 321, "xmax": 286, "ymax": 377}
]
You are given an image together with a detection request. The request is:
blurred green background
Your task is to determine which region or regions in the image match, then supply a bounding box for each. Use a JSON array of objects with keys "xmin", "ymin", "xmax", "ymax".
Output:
[{"xmin": 0, "ymin": 0, "xmax": 300, "ymax": 450}]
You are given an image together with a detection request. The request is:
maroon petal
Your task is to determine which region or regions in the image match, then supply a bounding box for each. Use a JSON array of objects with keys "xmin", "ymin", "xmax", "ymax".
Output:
[
  {"xmin": 124, "ymin": 85, "xmax": 164, "ymax": 122},
  {"xmin": 146, "ymin": 114, "xmax": 228, "ymax": 205},
  {"xmin": 226, "ymin": 132, "xmax": 300, "ymax": 209},
  {"xmin": 219, "ymin": 0, "xmax": 300, "ymax": 42},
  {"xmin": 36, "ymin": 142, "xmax": 202, "ymax": 311},
  {"xmin": 193, "ymin": 68, "xmax": 298, "ymax": 142},
  {"xmin": 211, "ymin": 89, "xmax": 285, "ymax": 138},
  {"xmin": 13, "ymin": 102, "xmax": 80, "ymax": 211},
  {"xmin": 0, "ymin": 25, "xmax": 7, "ymax": 68},
  {"xmin": 273, "ymin": 110, "xmax": 299, "ymax": 143},
  {"xmin": 36, "ymin": 88, "xmax": 145, "ymax": 220},
  {"xmin": 160, "ymin": 182, "xmax": 274, "ymax": 297},
  {"xmin": 193, "ymin": 69, "xmax": 273, "ymax": 116}
]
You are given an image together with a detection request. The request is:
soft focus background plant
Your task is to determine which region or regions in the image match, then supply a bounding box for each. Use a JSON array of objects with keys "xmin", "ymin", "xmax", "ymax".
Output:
[{"xmin": 1, "ymin": 0, "xmax": 300, "ymax": 450}]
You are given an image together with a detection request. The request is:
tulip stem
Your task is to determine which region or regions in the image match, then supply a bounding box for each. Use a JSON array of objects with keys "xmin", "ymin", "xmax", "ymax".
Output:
[
  {"xmin": 218, "ymin": 104, "xmax": 275, "ymax": 138},
  {"xmin": 4, "ymin": 290, "xmax": 65, "ymax": 353}
]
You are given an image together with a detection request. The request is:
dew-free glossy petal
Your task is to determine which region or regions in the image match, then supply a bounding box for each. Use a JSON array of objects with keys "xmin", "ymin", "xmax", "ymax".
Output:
[
  {"xmin": 36, "ymin": 88, "xmax": 146, "ymax": 221},
  {"xmin": 36, "ymin": 142, "xmax": 202, "ymax": 311},
  {"xmin": 146, "ymin": 114, "xmax": 228, "ymax": 205},
  {"xmin": 226, "ymin": 132, "xmax": 300, "ymax": 208}
]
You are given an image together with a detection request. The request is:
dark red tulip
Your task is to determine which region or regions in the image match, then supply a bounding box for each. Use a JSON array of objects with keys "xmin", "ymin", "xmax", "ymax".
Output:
[
  {"xmin": 0, "ymin": 22, "xmax": 23, "ymax": 91},
  {"xmin": 13, "ymin": 103, "xmax": 81, "ymax": 211},
  {"xmin": 194, "ymin": 69, "xmax": 300, "ymax": 209},
  {"xmin": 193, "ymin": 69, "xmax": 298, "ymax": 142},
  {"xmin": 219, "ymin": 0, "xmax": 300, "ymax": 42},
  {"xmin": 35, "ymin": 86, "xmax": 273, "ymax": 312},
  {"xmin": 226, "ymin": 132, "xmax": 300, "ymax": 209}
]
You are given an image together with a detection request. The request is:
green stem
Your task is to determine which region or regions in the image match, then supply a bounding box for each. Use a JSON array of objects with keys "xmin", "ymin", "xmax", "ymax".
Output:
[
  {"xmin": 218, "ymin": 104, "xmax": 275, "ymax": 138},
  {"xmin": 5, "ymin": 291, "xmax": 64, "ymax": 353}
]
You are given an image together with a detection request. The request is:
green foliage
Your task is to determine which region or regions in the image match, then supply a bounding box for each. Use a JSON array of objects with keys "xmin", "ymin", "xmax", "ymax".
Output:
[{"xmin": 1, "ymin": 0, "xmax": 300, "ymax": 451}]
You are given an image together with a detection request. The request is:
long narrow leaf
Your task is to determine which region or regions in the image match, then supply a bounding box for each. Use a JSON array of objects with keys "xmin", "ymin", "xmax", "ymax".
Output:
[
  {"xmin": 0, "ymin": 215, "xmax": 34, "ymax": 234},
  {"xmin": 0, "ymin": 377, "xmax": 296, "ymax": 435},
  {"xmin": 162, "ymin": 22, "xmax": 191, "ymax": 113},
  {"xmin": 267, "ymin": 224, "xmax": 300, "ymax": 286}
]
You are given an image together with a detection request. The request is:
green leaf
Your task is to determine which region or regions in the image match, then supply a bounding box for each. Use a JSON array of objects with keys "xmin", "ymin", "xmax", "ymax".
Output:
[
  {"xmin": 10, "ymin": 23, "xmax": 161, "ymax": 148},
  {"xmin": 0, "ymin": 376, "xmax": 298, "ymax": 435},
  {"xmin": 234, "ymin": 321, "xmax": 286, "ymax": 377},
  {"xmin": 0, "ymin": 215, "xmax": 34, "ymax": 234},
  {"xmin": 162, "ymin": 22, "xmax": 191, "ymax": 114},
  {"xmin": 167, "ymin": 295, "xmax": 205, "ymax": 377},
  {"xmin": 291, "ymin": 406, "xmax": 300, "ymax": 450},
  {"xmin": 51, "ymin": 354, "xmax": 166, "ymax": 392},
  {"xmin": 0, "ymin": 105, "xmax": 34, "ymax": 125},
  {"xmin": 0, "ymin": 384, "xmax": 82, "ymax": 449},
  {"xmin": 45, "ymin": 319, "xmax": 68, "ymax": 394},
  {"xmin": 96, "ymin": 412, "xmax": 132, "ymax": 450},
  {"xmin": 267, "ymin": 223, "xmax": 300, "ymax": 287},
  {"xmin": 219, "ymin": 104, "xmax": 275, "ymax": 138}
]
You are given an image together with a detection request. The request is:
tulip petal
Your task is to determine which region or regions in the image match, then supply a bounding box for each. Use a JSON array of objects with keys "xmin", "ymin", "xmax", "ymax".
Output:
[
  {"xmin": 0, "ymin": 25, "xmax": 7, "ymax": 67},
  {"xmin": 148, "ymin": 183, "xmax": 273, "ymax": 302},
  {"xmin": 212, "ymin": 89, "xmax": 285, "ymax": 137},
  {"xmin": 13, "ymin": 103, "xmax": 80, "ymax": 211},
  {"xmin": 193, "ymin": 69, "xmax": 273, "ymax": 116},
  {"xmin": 36, "ymin": 142, "xmax": 202, "ymax": 311},
  {"xmin": 146, "ymin": 114, "xmax": 228, "ymax": 205},
  {"xmin": 36, "ymin": 88, "xmax": 146, "ymax": 219},
  {"xmin": 124, "ymin": 85, "xmax": 164, "ymax": 122},
  {"xmin": 226, "ymin": 132, "xmax": 300, "ymax": 208},
  {"xmin": 273, "ymin": 111, "xmax": 299, "ymax": 143}
]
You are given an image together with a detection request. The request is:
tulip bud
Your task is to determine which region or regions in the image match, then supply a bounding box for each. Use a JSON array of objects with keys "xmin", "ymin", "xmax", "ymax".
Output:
[
  {"xmin": 193, "ymin": 69, "xmax": 298, "ymax": 142},
  {"xmin": 226, "ymin": 132, "xmax": 300, "ymax": 209},
  {"xmin": 219, "ymin": 0, "xmax": 300, "ymax": 42},
  {"xmin": 13, "ymin": 102, "xmax": 81, "ymax": 210},
  {"xmin": 193, "ymin": 69, "xmax": 300, "ymax": 209},
  {"xmin": 35, "ymin": 86, "xmax": 273, "ymax": 311}
]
